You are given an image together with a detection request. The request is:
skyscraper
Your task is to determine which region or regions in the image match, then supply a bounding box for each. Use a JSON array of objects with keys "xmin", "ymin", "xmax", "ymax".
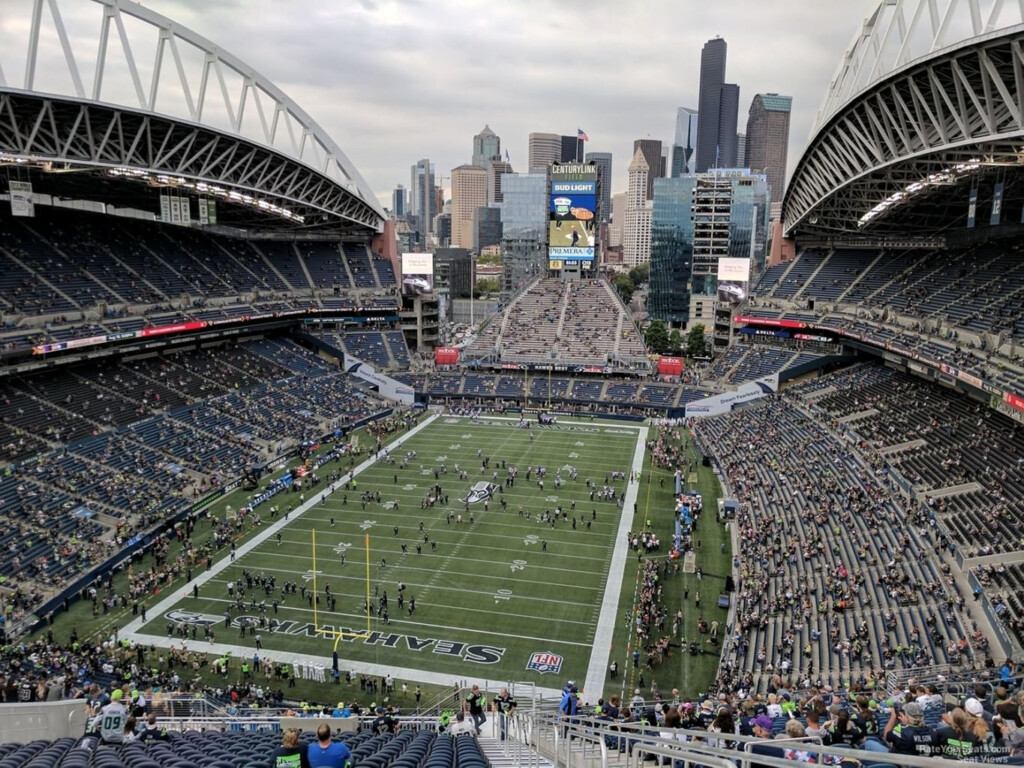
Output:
[
  {"xmin": 451, "ymin": 165, "xmax": 488, "ymax": 249},
  {"xmin": 409, "ymin": 159, "xmax": 436, "ymax": 235},
  {"xmin": 695, "ymin": 37, "xmax": 740, "ymax": 171},
  {"xmin": 649, "ymin": 170, "xmax": 769, "ymax": 327},
  {"xmin": 528, "ymin": 133, "xmax": 561, "ymax": 169},
  {"xmin": 633, "ymin": 139, "xmax": 663, "ymax": 201},
  {"xmin": 391, "ymin": 184, "xmax": 406, "ymax": 217},
  {"xmin": 736, "ymin": 133, "xmax": 746, "ymax": 168},
  {"xmin": 585, "ymin": 151, "xmax": 612, "ymax": 224},
  {"xmin": 623, "ymin": 148, "xmax": 652, "ymax": 267},
  {"xmin": 744, "ymin": 93, "xmax": 792, "ymax": 200},
  {"xmin": 486, "ymin": 160, "xmax": 513, "ymax": 205},
  {"xmin": 671, "ymin": 108, "xmax": 699, "ymax": 176},
  {"xmin": 472, "ymin": 125, "xmax": 501, "ymax": 169},
  {"xmin": 560, "ymin": 135, "xmax": 583, "ymax": 163}
]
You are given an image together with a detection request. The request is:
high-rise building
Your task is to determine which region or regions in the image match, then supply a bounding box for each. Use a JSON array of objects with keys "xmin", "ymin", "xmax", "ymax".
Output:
[
  {"xmin": 409, "ymin": 159, "xmax": 436, "ymax": 234},
  {"xmin": 391, "ymin": 184, "xmax": 406, "ymax": 217},
  {"xmin": 499, "ymin": 173, "xmax": 548, "ymax": 299},
  {"xmin": 473, "ymin": 206, "xmax": 503, "ymax": 254},
  {"xmin": 695, "ymin": 37, "xmax": 741, "ymax": 171},
  {"xmin": 585, "ymin": 151, "xmax": 612, "ymax": 224},
  {"xmin": 736, "ymin": 134, "xmax": 746, "ymax": 168},
  {"xmin": 472, "ymin": 125, "xmax": 501, "ymax": 169},
  {"xmin": 633, "ymin": 139, "xmax": 663, "ymax": 201},
  {"xmin": 450, "ymin": 165, "xmax": 488, "ymax": 250},
  {"xmin": 648, "ymin": 169, "xmax": 770, "ymax": 327},
  {"xmin": 623, "ymin": 148, "xmax": 652, "ymax": 267},
  {"xmin": 671, "ymin": 108, "xmax": 699, "ymax": 177},
  {"xmin": 486, "ymin": 160, "xmax": 513, "ymax": 205},
  {"xmin": 528, "ymin": 133, "xmax": 561, "ymax": 170},
  {"xmin": 609, "ymin": 192, "xmax": 626, "ymax": 247},
  {"xmin": 744, "ymin": 93, "xmax": 792, "ymax": 200},
  {"xmin": 560, "ymin": 135, "xmax": 583, "ymax": 163}
]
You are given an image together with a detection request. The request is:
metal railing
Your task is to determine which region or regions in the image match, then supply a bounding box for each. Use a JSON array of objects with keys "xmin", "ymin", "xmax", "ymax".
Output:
[{"xmin": 529, "ymin": 712, "xmax": 987, "ymax": 768}]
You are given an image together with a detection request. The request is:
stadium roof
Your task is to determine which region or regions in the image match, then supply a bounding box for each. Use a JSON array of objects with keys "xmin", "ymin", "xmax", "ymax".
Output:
[
  {"xmin": 783, "ymin": 0, "xmax": 1024, "ymax": 240},
  {"xmin": 0, "ymin": 0, "xmax": 385, "ymax": 236}
]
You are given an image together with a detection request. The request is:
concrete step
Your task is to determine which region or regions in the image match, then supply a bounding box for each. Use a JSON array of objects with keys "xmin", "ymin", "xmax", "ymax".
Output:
[{"xmin": 477, "ymin": 734, "xmax": 554, "ymax": 768}]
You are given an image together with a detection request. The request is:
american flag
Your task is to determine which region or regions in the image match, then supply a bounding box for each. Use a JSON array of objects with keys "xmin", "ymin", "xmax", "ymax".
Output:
[{"xmin": 577, "ymin": 128, "xmax": 589, "ymax": 142}]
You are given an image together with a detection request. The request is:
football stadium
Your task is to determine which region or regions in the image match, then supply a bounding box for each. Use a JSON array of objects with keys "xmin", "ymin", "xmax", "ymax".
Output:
[{"xmin": 0, "ymin": 1, "xmax": 1023, "ymax": 767}]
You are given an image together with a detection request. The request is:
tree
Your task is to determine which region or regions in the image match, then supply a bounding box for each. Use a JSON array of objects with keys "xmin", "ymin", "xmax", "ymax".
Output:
[
  {"xmin": 686, "ymin": 324, "xmax": 708, "ymax": 358},
  {"xmin": 613, "ymin": 273, "xmax": 635, "ymax": 304},
  {"xmin": 628, "ymin": 263, "xmax": 650, "ymax": 287},
  {"xmin": 667, "ymin": 329, "xmax": 683, "ymax": 355},
  {"xmin": 474, "ymin": 277, "xmax": 500, "ymax": 297},
  {"xmin": 645, "ymin": 319, "xmax": 669, "ymax": 354}
]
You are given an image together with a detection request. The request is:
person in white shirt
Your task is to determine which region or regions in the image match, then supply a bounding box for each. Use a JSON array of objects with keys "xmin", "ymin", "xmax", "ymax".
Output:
[{"xmin": 449, "ymin": 712, "xmax": 476, "ymax": 736}]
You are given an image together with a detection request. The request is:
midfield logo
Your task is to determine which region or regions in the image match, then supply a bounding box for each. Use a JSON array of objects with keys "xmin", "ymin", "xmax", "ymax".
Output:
[
  {"xmin": 525, "ymin": 651, "xmax": 563, "ymax": 674},
  {"xmin": 460, "ymin": 481, "xmax": 496, "ymax": 504}
]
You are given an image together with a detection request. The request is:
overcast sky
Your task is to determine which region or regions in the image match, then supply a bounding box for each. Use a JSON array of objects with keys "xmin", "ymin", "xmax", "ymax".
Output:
[{"xmin": 1, "ymin": 0, "xmax": 880, "ymax": 208}]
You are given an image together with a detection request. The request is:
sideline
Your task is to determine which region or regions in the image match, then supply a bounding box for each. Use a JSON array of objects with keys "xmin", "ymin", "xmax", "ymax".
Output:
[
  {"xmin": 121, "ymin": 415, "xmax": 438, "ymax": 639},
  {"xmin": 582, "ymin": 425, "xmax": 648, "ymax": 703}
]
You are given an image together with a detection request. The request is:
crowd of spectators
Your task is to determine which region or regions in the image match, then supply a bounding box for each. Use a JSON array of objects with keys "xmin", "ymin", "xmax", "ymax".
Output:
[
  {"xmin": 694, "ymin": 379, "xmax": 984, "ymax": 695},
  {"xmin": 466, "ymin": 277, "xmax": 647, "ymax": 368},
  {"xmin": 0, "ymin": 338, "xmax": 390, "ymax": 598}
]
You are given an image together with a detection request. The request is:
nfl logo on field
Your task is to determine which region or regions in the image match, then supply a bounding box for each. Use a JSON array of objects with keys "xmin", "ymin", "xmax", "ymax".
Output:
[{"xmin": 526, "ymin": 652, "xmax": 563, "ymax": 674}]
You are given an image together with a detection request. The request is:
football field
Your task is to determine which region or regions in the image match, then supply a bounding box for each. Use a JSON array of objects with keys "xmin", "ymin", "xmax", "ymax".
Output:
[{"xmin": 126, "ymin": 414, "xmax": 646, "ymax": 697}]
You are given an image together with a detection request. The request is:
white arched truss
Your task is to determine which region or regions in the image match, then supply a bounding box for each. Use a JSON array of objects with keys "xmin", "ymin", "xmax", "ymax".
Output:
[
  {"xmin": 0, "ymin": 0, "xmax": 385, "ymax": 229},
  {"xmin": 785, "ymin": 19, "xmax": 1024, "ymax": 237}
]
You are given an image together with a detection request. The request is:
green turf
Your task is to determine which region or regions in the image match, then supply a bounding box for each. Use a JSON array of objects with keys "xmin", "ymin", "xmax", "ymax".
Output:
[
  {"xmin": 604, "ymin": 424, "xmax": 728, "ymax": 703},
  {"xmin": 137, "ymin": 416, "xmax": 644, "ymax": 686}
]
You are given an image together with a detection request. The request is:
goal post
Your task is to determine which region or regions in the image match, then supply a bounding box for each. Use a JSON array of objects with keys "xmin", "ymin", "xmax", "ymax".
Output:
[{"xmin": 311, "ymin": 529, "xmax": 372, "ymax": 650}]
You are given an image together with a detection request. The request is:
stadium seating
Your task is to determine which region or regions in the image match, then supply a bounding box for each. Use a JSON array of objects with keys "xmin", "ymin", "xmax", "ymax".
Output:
[
  {"xmin": 466, "ymin": 276, "xmax": 647, "ymax": 368},
  {"xmin": 805, "ymin": 365, "xmax": 1024, "ymax": 558},
  {"xmin": 0, "ymin": 207, "xmax": 400, "ymax": 356},
  {"xmin": 0, "ymin": 337, "xmax": 389, "ymax": 590},
  {"xmin": 0, "ymin": 728, "xmax": 494, "ymax": 768},
  {"xmin": 695, "ymin": 375, "xmax": 979, "ymax": 690}
]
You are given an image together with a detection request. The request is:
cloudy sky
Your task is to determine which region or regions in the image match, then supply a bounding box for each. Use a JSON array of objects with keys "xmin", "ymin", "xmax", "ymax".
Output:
[{"xmin": 1, "ymin": 0, "xmax": 879, "ymax": 208}]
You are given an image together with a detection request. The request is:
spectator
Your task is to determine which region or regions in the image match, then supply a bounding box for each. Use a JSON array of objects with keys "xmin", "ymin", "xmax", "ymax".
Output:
[
  {"xmin": 272, "ymin": 728, "xmax": 311, "ymax": 768},
  {"xmin": 306, "ymin": 723, "xmax": 350, "ymax": 768},
  {"xmin": 449, "ymin": 711, "xmax": 476, "ymax": 736}
]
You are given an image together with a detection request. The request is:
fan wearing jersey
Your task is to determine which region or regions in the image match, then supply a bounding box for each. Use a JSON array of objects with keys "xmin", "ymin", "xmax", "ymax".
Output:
[
  {"xmin": 93, "ymin": 689, "xmax": 129, "ymax": 746},
  {"xmin": 371, "ymin": 706, "xmax": 399, "ymax": 735}
]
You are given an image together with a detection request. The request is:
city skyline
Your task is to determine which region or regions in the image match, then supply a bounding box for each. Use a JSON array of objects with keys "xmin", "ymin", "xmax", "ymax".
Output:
[{"xmin": 15, "ymin": 0, "xmax": 879, "ymax": 209}]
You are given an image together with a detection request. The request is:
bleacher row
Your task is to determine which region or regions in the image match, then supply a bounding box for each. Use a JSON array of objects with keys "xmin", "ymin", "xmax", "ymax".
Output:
[
  {"xmin": 467, "ymin": 277, "xmax": 647, "ymax": 367},
  {"xmin": 704, "ymin": 343, "xmax": 822, "ymax": 385},
  {"xmin": 748, "ymin": 239, "xmax": 1024, "ymax": 392},
  {"xmin": 0, "ymin": 729, "xmax": 488, "ymax": 768},
  {"xmin": 0, "ymin": 337, "xmax": 389, "ymax": 590},
  {"xmin": 0, "ymin": 207, "xmax": 398, "ymax": 352},
  {"xmin": 393, "ymin": 372, "xmax": 710, "ymax": 410},
  {"xmin": 694, "ymin": 370, "xmax": 982, "ymax": 691},
  {"xmin": 791, "ymin": 364, "xmax": 1024, "ymax": 648},
  {"xmin": 318, "ymin": 330, "xmax": 412, "ymax": 370}
]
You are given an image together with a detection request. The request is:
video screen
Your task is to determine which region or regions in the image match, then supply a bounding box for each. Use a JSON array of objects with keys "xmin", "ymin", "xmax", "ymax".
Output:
[
  {"xmin": 716, "ymin": 257, "xmax": 750, "ymax": 305},
  {"xmin": 401, "ymin": 253, "xmax": 434, "ymax": 296}
]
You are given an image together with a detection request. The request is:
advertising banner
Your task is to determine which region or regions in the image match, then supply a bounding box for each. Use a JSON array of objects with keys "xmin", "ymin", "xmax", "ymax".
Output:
[
  {"xmin": 9, "ymin": 181, "xmax": 34, "ymax": 217},
  {"xmin": 344, "ymin": 354, "xmax": 415, "ymax": 404},
  {"xmin": 991, "ymin": 182, "xmax": 1004, "ymax": 226},
  {"xmin": 434, "ymin": 347, "xmax": 460, "ymax": 365},
  {"xmin": 967, "ymin": 187, "xmax": 978, "ymax": 228},
  {"xmin": 734, "ymin": 315, "xmax": 807, "ymax": 329},
  {"xmin": 400, "ymin": 253, "xmax": 434, "ymax": 296},
  {"xmin": 551, "ymin": 181, "xmax": 596, "ymax": 195},
  {"xmin": 717, "ymin": 257, "xmax": 750, "ymax": 305},
  {"xmin": 657, "ymin": 356, "xmax": 684, "ymax": 376},
  {"xmin": 1005, "ymin": 392, "xmax": 1024, "ymax": 412}
]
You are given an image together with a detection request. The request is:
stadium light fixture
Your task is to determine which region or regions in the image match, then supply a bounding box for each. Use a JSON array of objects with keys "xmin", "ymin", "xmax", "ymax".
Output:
[{"xmin": 858, "ymin": 159, "xmax": 981, "ymax": 227}]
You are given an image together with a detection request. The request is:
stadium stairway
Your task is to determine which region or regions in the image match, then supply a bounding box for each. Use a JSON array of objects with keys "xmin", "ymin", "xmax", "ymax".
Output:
[
  {"xmin": 478, "ymin": 734, "xmax": 554, "ymax": 768},
  {"xmin": 790, "ymin": 248, "xmax": 835, "ymax": 301},
  {"xmin": 834, "ymin": 250, "xmax": 887, "ymax": 302}
]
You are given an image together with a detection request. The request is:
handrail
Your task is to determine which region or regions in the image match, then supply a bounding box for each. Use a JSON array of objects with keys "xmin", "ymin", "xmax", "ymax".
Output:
[{"xmin": 529, "ymin": 712, "xmax": 988, "ymax": 768}]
